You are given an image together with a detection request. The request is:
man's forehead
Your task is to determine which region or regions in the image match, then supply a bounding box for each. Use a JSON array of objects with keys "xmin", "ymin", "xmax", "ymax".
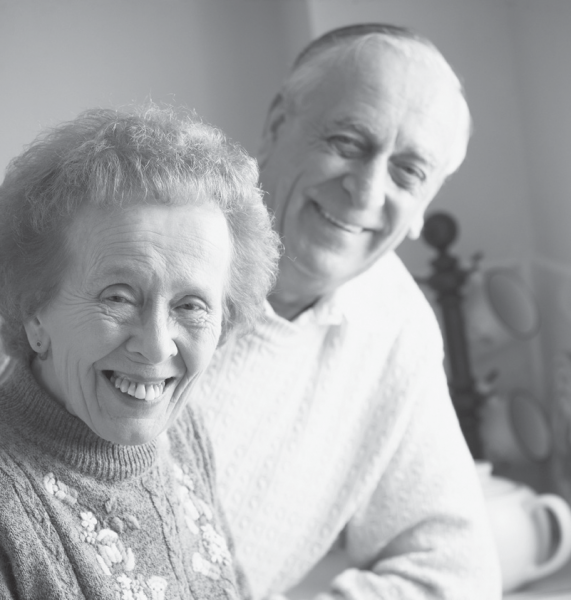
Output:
[{"xmin": 301, "ymin": 39, "xmax": 469, "ymax": 171}]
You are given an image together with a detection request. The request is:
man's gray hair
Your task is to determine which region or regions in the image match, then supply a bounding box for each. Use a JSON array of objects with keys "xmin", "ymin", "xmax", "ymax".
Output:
[{"xmin": 280, "ymin": 23, "xmax": 469, "ymax": 126}]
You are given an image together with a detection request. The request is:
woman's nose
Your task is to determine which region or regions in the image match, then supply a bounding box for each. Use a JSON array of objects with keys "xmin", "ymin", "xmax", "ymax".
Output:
[{"xmin": 126, "ymin": 307, "xmax": 178, "ymax": 364}]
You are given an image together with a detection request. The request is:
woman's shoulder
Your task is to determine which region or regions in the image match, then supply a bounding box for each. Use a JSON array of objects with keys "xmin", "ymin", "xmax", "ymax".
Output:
[
  {"xmin": 0, "ymin": 454, "xmax": 82, "ymax": 593},
  {"xmin": 0, "ymin": 434, "xmax": 34, "ymax": 498}
]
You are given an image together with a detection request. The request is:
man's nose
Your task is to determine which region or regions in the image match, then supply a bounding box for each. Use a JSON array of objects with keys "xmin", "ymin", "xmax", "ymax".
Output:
[
  {"xmin": 342, "ymin": 158, "xmax": 388, "ymax": 209},
  {"xmin": 126, "ymin": 307, "xmax": 178, "ymax": 364}
]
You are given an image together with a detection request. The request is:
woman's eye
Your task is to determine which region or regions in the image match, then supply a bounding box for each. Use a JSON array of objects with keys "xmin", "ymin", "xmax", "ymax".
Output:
[
  {"xmin": 107, "ymin": 295, "xmax": 130, "ymax": 304},
  {"xmin": 177, "ymin": 297, "xmax": 208, "ymax": 317},
  {"xmin": 101, "ymin": 286, "xmax": 135, "ymax": 305}
]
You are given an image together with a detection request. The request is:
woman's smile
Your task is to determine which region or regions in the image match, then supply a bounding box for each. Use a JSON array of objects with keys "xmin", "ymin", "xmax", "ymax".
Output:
[
  {"xmin": 104, "ymin": 370, "xmax": 174, "ymax": 402},
  {"xmin": 31, "ymin": 201, "xmax": 232, "ymax": 445}
]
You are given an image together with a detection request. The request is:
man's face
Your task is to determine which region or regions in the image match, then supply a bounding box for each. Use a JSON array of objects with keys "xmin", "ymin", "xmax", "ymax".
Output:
[{"xmin": 260, "ymin": 40, "xmax": 469, "ymax": 300}]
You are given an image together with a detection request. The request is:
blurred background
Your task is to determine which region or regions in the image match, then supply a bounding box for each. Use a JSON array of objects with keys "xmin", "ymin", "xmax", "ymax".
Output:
[{"xmin": 2, "ymin": 0, "xmax": 571, "ymax": 496}]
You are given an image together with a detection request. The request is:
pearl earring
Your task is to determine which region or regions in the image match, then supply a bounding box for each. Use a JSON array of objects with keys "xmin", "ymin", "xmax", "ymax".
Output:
[{"xmin": 36, "ymin": 341, "xmax": 48, "ymax": 361}]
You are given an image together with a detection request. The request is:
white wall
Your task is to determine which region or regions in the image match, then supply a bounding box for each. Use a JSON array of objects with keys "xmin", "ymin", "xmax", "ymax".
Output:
[
  {"xmin": 0, "ymin": 0, "xmax": 293, "ymax": 172},
  {"xmin": 507, "ymin": 0, "xmax": 571, "ymax": 373},
  {"xmin": 508, "ymin": 0, "xmax": 571, "ymax": 265},
  {"xmin": 506, "ymin": 0, "xmax": 571, "ymax": 384},
  {"xmin": 506, "ymin": 0, "xmax": 571, "ymax": 499}
]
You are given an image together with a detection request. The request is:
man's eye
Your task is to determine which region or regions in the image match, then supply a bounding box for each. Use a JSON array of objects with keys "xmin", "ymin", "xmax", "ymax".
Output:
[
  {"xmin": 391, "ymin": 163, "xmax": 426, "ymax": 190},
  {"xmin": 328, "ymin": 135, "xmax": 367, "ymax": 158}
]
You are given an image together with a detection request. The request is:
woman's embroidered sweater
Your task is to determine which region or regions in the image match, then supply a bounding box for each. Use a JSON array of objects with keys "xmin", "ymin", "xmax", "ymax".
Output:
[{"xmin": 0, "ymin": 363, "xmax": 249, "ymax": 600}]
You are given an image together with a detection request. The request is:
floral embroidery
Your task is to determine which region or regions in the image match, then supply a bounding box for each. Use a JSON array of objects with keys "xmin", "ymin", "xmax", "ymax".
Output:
[
  {"xmin": 113, "ymin": 573, "xmax": 168, "ymax": 600},
  {"xmin": 172, "ymin": 463, "xmax": 194, "ymax": 491},
  {"xmin": 124, "ymin": 515, "xmax": 141, "ymax": 530},
  {"xmin": 173, "ymin": 462, "xmax": 232, "ymax": 579},
  {"xmin": 176, "ymin": 484, "xmax": 200, "ymax": 535},
  {"xmin": 43, "ymin": 472, "xmax": 166, "ymax": 599},
  {"xmin": 103, "ymin": 495, "xmax": 141, "ymax": 536},
  {"xmin": 196, "ymin": 498, "xmax": 213, "ymax": 522},
  {"xmin": 173, "ymin": 463, "xmax": 209, "ymax": 536},
  {"xmin": 81, "ymin": 512, "xmax": 97, "ymax": 529},
  {"xmin": 147, "ymin": 576, "xmax": 168, "ymax": 600},
  {"xmin": 43, "ymin": 472, "xmax": 78, "ymax": 505},
  {"xmin": 97, "ymin": 528, "xmax": 133, "ymax": 572},
  {"xmin": 79, "ymin": 512, "xmax": 97, "ymax": 544},
  {"xmin": 192, "ymin": 552, "xmax": 221, "ymax": 580},
  {"xmin": 43, "ymin": 464, "xmax": 234, "ymax": 597},
  {"xmin": 200, "ymin": 524, "xmax": 231, "ymax": 565}
]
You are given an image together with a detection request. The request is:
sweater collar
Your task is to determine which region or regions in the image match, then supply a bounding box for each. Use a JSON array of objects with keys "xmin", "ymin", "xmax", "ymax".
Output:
[
  {"xmin": 265, "ymin": 260, "xmax": 391, "ymax": 328},
  {"xmin": 1, "ymin": 362, "xmax": 158, "ymax": 480}
]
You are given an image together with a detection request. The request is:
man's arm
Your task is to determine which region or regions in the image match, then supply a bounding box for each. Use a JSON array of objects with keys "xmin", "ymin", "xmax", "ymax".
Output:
[
  {"xmin": 279, "ymin": 302, "xmax": 502, "ymax": 600},
  {"xmin": 332, "ymin": 360, "xmax": 501, "ymax": 599}
]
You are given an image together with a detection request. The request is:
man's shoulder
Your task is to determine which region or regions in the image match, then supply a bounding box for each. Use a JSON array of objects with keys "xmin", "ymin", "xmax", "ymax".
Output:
[{"xmin": 339, "ymin": 252, "xmax": 435, "ymax": 324}]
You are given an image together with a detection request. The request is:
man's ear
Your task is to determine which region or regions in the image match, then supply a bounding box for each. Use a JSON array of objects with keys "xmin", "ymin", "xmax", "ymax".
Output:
[
  {"xmin": 407, "ymin": 212, "xmax": 425, "ymax": 240},
  {"xmin": 258, "ymin": 93, "xmax": 287, "ymax": 168}
]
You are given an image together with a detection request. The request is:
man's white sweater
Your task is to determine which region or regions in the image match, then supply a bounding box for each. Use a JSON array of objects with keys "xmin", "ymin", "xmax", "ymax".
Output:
[{"xmin": 195, "ymin": 252, "xmax": 501, "ymax": 600}]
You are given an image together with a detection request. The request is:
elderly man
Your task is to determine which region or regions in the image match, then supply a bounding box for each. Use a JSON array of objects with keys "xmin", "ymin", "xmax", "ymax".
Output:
[{"xmin": 195, "ymin": 24, "xmax": 501, "ymax": 600}]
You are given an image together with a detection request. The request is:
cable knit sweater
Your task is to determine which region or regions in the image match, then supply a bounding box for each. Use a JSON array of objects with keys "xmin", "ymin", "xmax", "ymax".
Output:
[
  {"xmin": 0, "ymin": 363, "xmax": 250, "ymax": 600},
  {"xmin": 195, "ymin": 252, "xmax": 502, "ymax": 600}
]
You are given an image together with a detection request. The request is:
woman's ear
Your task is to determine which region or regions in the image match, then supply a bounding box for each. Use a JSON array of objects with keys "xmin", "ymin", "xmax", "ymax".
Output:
[
  {"xmin": 23, "ymin": 314, "xmax": 49, "ymax": 355},
  {"xmin": 258, "ymin": 93, "xmax": 287, "ymax": 169}
]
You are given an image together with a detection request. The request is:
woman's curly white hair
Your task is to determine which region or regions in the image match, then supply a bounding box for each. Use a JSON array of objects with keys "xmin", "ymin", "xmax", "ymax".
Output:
[{"xmin": 0, "ymin": 105, "xmax": 280, "ymax": 360}]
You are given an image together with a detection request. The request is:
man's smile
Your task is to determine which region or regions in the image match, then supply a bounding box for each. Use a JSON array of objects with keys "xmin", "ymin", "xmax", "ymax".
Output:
[{"xmin": 312, "ymin": 201, "xmax": 381, "ymax": 235}]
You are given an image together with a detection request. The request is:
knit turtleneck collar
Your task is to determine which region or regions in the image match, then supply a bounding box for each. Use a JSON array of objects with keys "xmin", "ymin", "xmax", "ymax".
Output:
[{"xmin": 0, "ymin": 362, "xmax": 158, "ymax": 480}]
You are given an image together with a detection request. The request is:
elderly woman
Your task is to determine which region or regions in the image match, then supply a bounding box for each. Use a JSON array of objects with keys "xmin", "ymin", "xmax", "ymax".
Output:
[{"xmin": 0, "ymin": 106, "xmax": 278, "ymax": 600}]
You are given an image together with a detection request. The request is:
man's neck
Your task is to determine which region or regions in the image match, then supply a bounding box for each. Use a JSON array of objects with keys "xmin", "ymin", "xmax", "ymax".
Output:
[
  {"xmin": 268, "ymin": 289, "xmax": 318, "ymax": 321},
  {"xmin": 269, "ymin": 259, "xmax": 340, "ymax": 320},
  {"xmin": 268, "ymin": 278, "xmax": 319, "ymax": 321}
]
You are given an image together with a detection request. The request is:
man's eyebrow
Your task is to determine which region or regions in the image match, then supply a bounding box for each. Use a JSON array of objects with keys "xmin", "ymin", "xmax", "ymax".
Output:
[
  {"xmin": 328, "ymin": 117, "xmax": 375, "ymax": 137},
  {"xmin": 395, "ymin": 149, "xmax": 438, "ymax": 170}
]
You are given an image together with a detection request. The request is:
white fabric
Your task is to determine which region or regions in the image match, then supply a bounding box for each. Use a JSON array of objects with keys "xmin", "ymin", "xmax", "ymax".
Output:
[{"xmin": 195, "ymin": 251, "xmax": 502, "ymax": 600}]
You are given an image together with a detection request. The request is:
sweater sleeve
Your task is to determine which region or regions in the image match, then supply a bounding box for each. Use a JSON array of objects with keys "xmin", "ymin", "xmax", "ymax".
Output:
[
  {"xmin": 0, "ymin": 467, "xmax": 79, "ymax": 600},
  {"xmin": 0, "ymin": 544, "xmax": 18, "ymax": 599},
  {"xmin": 333, "ymin": 365, "xmax": 501, "ymax": 599},
  {"xmin": 282, "ymin": 307, "xmax": 502, "ymax": 600}
]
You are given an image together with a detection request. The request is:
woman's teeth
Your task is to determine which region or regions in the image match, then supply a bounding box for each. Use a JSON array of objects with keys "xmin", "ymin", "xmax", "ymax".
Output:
[{"xmin": 109, "ymin": 374, "xmax": 166, "ymax": 401}]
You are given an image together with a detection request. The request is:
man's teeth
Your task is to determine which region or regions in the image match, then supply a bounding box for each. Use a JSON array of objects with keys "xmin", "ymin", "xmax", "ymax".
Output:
[
  {"xmin": 110, "ymin": 374, "xmax": 166, "ymax": 401},
  {"xmin": 316, "ymin": 205, "xmax": 364, "ymax": 233}
]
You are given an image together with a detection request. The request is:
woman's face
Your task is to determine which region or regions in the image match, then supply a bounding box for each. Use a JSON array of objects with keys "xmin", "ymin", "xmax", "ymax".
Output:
[{"xmin": 25, "ymin": 199, "xmax": 231, "ymax": 445}]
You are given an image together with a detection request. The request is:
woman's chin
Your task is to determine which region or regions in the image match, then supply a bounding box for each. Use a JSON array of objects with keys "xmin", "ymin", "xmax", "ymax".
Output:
[
  {"xmin": 86, "ymin": 372, "xmax": 180, "ymax": 444},
  {"xmin": 90, "ymin": 418, "xmax": 165, "ymax": 446}
]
